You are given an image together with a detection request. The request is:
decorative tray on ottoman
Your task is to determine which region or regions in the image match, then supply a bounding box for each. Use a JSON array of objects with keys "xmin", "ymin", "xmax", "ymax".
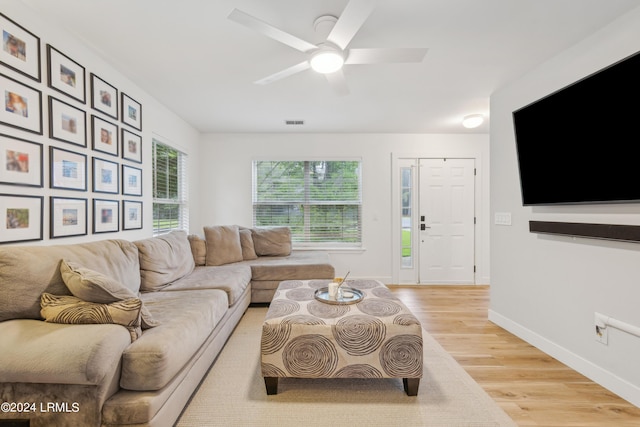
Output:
[{"xmin": 314, "ymin": 286, "xmax": 363, "ymax": 305}]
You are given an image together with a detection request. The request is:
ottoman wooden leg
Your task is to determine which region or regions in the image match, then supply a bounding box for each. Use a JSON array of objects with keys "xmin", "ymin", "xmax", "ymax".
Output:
[
  {"xmin": 403, "ymin": 378, "xmax": 420, "ymax": 396},
  {"xmin": 264, "ymin": 377, "xmax": 278, "ymax": 395}
]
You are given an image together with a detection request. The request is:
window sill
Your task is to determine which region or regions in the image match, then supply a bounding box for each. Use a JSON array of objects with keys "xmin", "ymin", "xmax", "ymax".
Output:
[{"xmin": 293, "ymin": 246, "xmax": 366, "ymax": 253}]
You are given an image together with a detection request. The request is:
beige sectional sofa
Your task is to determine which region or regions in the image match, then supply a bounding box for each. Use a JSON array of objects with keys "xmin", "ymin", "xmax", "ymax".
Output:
[{"xmin": 0, "ymin": 227, "xmax": 334, "ymax": 427}]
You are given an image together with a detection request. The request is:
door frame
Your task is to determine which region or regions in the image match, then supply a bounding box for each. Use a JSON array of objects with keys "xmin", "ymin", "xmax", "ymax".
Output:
[{"xmin": 391, "ymin": 152, "xmax": 487, "ymax": 285}]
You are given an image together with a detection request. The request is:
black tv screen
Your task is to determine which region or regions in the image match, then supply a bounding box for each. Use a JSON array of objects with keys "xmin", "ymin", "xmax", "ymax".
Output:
[{"xmin": 512, "ymin": 50, "xmax": 640, "ymax": 206}]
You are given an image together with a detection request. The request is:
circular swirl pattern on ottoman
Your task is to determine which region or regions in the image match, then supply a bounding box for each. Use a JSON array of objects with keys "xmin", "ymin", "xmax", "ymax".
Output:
[
  {"xmin": 357, "ymin": 298, "xmax": 402, "ymax": 317},
  {"xmin": 332, "ymin": 315, "xmax": 386, "ymax": 356},
  {"xmin": 393, "ymin": 313, "xmax": 421, "ymax": 326},
  {"xmin": 307, "ymin": 300, "xmax": 350, "ymax": 319},
  {"xmin": 379, "ymin": 335, "xmax": 423, "ymax": 377},
  {"xmin": 283, "ymin": 334, "xmax": 338, "ymax": 377},
  {"xmin": 265, "ymin": 299, "xmax": 300, "ymax": 320},
  {"xmin": 347, "ymin": 279, "xmax": 382, "ymax": 290},
  {"xmin": 282, "ymin": 314, "xmax": 326, "ymax": 326},
  {"xmin": 334, "ymin": 364, "xmax": 383, "ymax": 378},
  {"xmin": 371, "ymin": 287, "xmax": 400, "ymax": 300},
  {"xmin": 261, "ymin": 363, "xmax": 287, "ymax": 378},
  {"xmin": 285, "ymin": 287, "xmax": 316, "ymax": 301},
  {"xmin": 308, "ymin": 279, "xmax": 331, "ymax": 289},
  {"xmin": 262, "ymin": 315, "xmax": 325, "ymax": 355},
  {"xmin": 278, "ymin": 280, "xmax": 303, "ymax": 290}
]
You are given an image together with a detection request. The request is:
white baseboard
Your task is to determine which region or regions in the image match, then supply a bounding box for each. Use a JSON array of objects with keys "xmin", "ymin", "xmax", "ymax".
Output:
[{"xmin": 488, "ymin": 309, "xmax": 640, "ymax": 408}]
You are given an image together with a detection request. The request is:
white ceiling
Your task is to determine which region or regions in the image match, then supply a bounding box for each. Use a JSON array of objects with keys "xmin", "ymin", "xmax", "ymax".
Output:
[{"xmin": 21, "ymin": 0, "xmax": 640, "ymax": 133}]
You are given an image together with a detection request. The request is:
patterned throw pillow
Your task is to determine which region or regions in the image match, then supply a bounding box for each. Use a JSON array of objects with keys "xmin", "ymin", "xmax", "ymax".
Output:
[
  {"xmin": 40, "ymin": 293, "xmax": 142, "ymax": 342},
  {"xmin": 60, "ymin": 259, "xmax": 159, "ymax": 329}
]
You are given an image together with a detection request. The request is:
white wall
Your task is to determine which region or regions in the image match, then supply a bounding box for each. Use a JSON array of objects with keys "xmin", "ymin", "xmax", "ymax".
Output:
[
  {"xmin": 197, "ymin": 132, "xmax": 490, "ymax": 284},
  {"xmin": 490, "ymin": 7, "xmax": 640, "ymax": 406},
  {"xmin": 0, "ymin": 1, "xmax": 200, "ymax": 245}
]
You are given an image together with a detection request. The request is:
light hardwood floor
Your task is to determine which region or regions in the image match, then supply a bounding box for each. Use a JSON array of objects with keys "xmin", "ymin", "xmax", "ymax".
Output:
[{"xmin": 389, "ymin": 285, "xmax": 640, "ymax": 427}]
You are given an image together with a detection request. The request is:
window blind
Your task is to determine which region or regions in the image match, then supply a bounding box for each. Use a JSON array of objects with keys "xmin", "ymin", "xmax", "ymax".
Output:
[
  {"xmin": 152, "ymin": 140, "xmax": 188, "ymax": 235},
  {"xmin": 253, "ymin": 160, "xmax": 362, "ymax": 246}
]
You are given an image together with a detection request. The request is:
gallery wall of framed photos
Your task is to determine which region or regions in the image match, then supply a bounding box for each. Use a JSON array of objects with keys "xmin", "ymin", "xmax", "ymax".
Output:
[{"xmin": 0, "ymin": 12, "xmax": 145, "ymax": 245}]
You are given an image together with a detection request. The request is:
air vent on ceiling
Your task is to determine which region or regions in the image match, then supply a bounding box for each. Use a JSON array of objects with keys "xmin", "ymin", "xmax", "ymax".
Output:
[{"xmin": 285, "ymin": 120, "xmax": 305, "ymax": 125}]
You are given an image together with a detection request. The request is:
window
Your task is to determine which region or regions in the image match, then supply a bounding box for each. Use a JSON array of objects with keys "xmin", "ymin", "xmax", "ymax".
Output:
[
  {"xmin": 152, "ymin": 139, "xmax": 188, "ymax": 235},
  {"xmin": 253, "ymin": 160, "xmax": 362, "ymax": 246}
]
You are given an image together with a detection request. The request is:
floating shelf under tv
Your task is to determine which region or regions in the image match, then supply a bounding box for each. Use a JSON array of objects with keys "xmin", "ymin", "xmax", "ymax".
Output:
[{"xmin": 529, "ymin": 221, "xmax": 640, "ymax": 243}]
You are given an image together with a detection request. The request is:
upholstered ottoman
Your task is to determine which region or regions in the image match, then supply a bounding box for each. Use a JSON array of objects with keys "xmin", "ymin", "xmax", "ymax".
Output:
[{"xmin": 260, "ymin": 279, "xmax": 423, "ymax": 395}]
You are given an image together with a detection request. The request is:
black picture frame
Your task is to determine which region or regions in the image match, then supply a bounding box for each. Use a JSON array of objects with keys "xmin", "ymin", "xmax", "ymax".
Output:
[
  {"xmin": 92, "ymin": 156, "xmax": 119, "ymax": 194},
  {"xmin": 49, "ymin": 96, "xmax": 87, "ymax": 147},
  {"xmin": 91, "ymin": 115, "xmax": 118, "ymax": 156},
  {"xmin": 121, "ymin": 92, "xmax": 142, "ymax": 131},
  {"xmin": 93, "ymin": 198, "xmax": 119, "ymax": 234},
  {"xmin": 0, "ymin": 193, "xmax": 43, "ymax": 244},
  {"xmin": 121, "ymin": 128, "xmax": 142, "ymax": 163},
  {"xmin": 90, "ymin": 73, "xmax": 118, "ymax": 119},
  {"xmin": 0, "ymin": 72, "xmax": 42, "ymax": 134},
  {"xmin": 122, "ymin": 200, "xmax": 143, "ymax": 230},
  {"xmin": 46, "ymin": 44, "xmax": 85, "ymax": 103},
  {"xmin": 122, "ymin": 164, "xmax": 142, "ymax": 196},
  {"xmin": 0, "ymin": 133, "xmax": 42, "ymax": 187},
  {"xmin": 0, "ymin": 13, "xmax": 41, "ymax": 82},
  {"xmin": 50, "ymin": 146, "xmax": 87, "ymax": 191},
  {"xmin": 50, "ymin": 196, "xmax": 87, "ymax": 238}
]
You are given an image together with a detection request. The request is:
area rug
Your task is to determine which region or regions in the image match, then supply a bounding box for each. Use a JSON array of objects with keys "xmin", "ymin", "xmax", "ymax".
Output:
[{"xmin": 176, "ymin": 307, "xmax": 516, "ymax": 427}]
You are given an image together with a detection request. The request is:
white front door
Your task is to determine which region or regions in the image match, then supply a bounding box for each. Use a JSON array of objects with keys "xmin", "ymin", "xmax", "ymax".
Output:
[{"xmin": 419, "ymin": 158, "xmax": 475, "ymax": 283}]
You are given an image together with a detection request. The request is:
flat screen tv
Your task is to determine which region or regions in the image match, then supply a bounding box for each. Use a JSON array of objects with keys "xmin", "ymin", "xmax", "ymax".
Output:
[{"xmin": 512, "ymin": 50, "xmax": 640, "ymax": 206}]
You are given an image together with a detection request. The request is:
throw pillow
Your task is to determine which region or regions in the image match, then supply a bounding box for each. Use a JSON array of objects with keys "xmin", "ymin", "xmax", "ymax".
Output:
[
  {"xmin": 187, "ymin": 234, "xmax": 207, "ymax": 266},
  {"xmin": 239, "ymin": 228, "xmax": 258, "ymax": 260},
  {"xmin": 251, "ymin": 227, "xmax": 292, "ymax": 256},
  {"xmin": 60, "ymin": 259, "xmax": 159, "ymax": 329},
  {"xmin": 203, "ymin": 225, "xmax": 243, "ymax": 266},
  {"xmin": 40, "ymin": 293, "xmax": 142, "ymax": 342}
]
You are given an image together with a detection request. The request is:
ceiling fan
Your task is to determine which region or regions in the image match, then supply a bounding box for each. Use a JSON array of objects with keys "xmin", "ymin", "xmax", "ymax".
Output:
[{"xmin": 228, "ymin": 0, "xmax": 428, "ymax": 95}]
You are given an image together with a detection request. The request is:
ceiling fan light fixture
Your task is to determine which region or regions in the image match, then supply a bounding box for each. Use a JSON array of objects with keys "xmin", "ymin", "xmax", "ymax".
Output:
[
  {"xmin": 462, "ymin": 114, "xmax": 484, "ymax": 129},
  {"xmin": 310, "ymin": 49, "xmax": 344, "ymax": 74}
]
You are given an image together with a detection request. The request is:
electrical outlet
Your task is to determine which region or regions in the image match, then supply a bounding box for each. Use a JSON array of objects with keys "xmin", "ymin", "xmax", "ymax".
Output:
[{"xmin": 595, "ymin": 324, "xmax": 608, "ymax": 345}]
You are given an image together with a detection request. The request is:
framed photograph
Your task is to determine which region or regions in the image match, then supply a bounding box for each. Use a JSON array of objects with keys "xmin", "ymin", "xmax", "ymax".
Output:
[
  {"xmin": 122, "ymin": 164, "xmax": 142, "ymax": 196},
  {"xmin": 0, "ymin": 193, "xmax": 43, "ymax": 244},
  {"xmin": 47, "ymin": 44, "xmax": 85, "ymax": 103},
  {"xmin": 122, "ymin": 200, "xmax": 142, "ymax": 230},
  {"xmin": 121, "ymin": 128, "xmax": 142, "ymax": 163},
  {"xmin": 50, "ymin": 196, "xmax": 87, "ymax": 238},
  {"xmin": 50, "ymin": 146, "xmax": 87, "ymax": 191},
  {"xmin": 91, "ymin": 115, "xmax": 118, "ymax": 156},
  {"xmin": 92, "ymin": 156, "xmax": 119, "ymax": 194},
  {"xmin": 90, "ymin": 73, "xmax": 117, "ymax": 119},
  {"xmin": 93, "ymin": 198, "xmax": 119, "ymax": 234},
  {"xmin": 0, "ymin": 134, "xmax": 42, "ymax": 187},
  {"xmin": 0, "ymin": 13, "xmax": 41, "ymax": 81},
  {"xmin": 121, "ymin": 92, "xmax": 141, "ymax": 131},
  {"xmin": 0, "ymin": 72, "xmax": 42, "ymax": 134},
  {"xmin": 49, "ymin": 96, "xmax": 86, "ymax": 147}
]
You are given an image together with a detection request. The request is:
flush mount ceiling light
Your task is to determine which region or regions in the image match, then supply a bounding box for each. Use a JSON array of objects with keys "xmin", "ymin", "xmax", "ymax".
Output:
[
  {"xmin": 462, "ymin": 114, "xmax": 484, "ymax": 129},
  {"xmin": 310, "ymin": 46, "xmax": 345, "ymax": 74}
]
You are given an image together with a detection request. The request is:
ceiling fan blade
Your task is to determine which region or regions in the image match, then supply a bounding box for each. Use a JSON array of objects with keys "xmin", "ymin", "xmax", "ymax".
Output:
[
  {"xmin": 345, "ymin": 48, "xmax": 428, "ymax": 64},
  {"xmin": 254, "ymin": 61, "xmax": 311, "ymax": 85},
  {"xmin": 325, "ymin": 69, "xmax": 350, "ymax": 96},
  {"xmin": 228, "ymin": 9, "xmax": 317, "ymax": 53},
  {"xmin": 326, "ymin": 0, "xmax": 376, "ymax": 50}
]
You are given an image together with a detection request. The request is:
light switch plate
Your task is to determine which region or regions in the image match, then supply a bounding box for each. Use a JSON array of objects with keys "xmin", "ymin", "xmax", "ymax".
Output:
[{"xmin": 494, "ymin": 212, "xmax": 512, "ymax": 226}]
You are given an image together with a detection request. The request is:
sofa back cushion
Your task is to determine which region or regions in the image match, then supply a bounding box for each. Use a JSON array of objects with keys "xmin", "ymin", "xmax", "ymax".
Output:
[
  {"xmin": 239, "ymin": 228, "xmax": 258, "ymax": 260},
  {"xmin": 204, "ymin": 225, "xmax": 243, "ymax": 266},
  {"xmin": 134, "ymin": 230, "xmax": 195, "ymax": 292},
  {"xmin": 251, "ymin": 227, "xmax": 292, "ymax": 256},
  {"xmin": 0, "ymin": 239, "xmax": 140, "ymax": 322},
  {"xmin": 187, "ymin": 234, "xmax": 207, "ymax": 266}
]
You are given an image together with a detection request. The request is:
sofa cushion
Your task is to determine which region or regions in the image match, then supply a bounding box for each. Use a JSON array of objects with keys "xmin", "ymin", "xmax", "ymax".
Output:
[
  {"xmin": 161, "ymin": 264, "xmax": 252, "ymax": 306},
  {"xmin": 243, "ymin": 250, "xmax": 334, "ymax": 281},
  {"xmin": 251, "ymin": 227, "xmax": 292, "ymax": 256},
  {"xmin": 40, "ymin": 293, "xmax": 142, "ymax": 342},
  {"xmin": 0, "ymin": 239, "xmax": 140, "ymax": 322},
  {"xmin": 239, "ymin": 228, "xmax": 258, "ymax": 260},
  {"xmin": 204, "ymin": 225, "xmax": 243, "ymax": 266},
  {"xmin": 121, "ymin": 289, "xmax": 228, "ymax": 391},
  {"xmin": 60, "ymin": 259, "xmax": 158, "ymax": 329},
  {"xmin": 0, "ymin": 319, "xmax": 131, "ymax": 385},
  {"xmin": 188, "ymin": 234, "xmax": 207, "ymax": 266},
  {"xmin": 135, "ymin": 230, "xmax": 195, "ymax": 292}
]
